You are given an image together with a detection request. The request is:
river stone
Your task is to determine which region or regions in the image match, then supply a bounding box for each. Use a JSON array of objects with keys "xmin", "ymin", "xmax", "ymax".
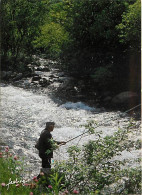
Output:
[
  {"xmin": 1, "ymin": 71, "xmax": 7, "ymax": 79},
  {"xmin": 1, "ymin": 71, "xmax": 12, "ymax": 80},
  {"xmin": 39, "ymin": 78, "xmax": 51, "ymax": 87},
  {"xmin": 31, "ymin": 75, "xmax": 41, "ymax": 82},
  {"xmin": 36, "ymin": 66, "xmax": 50, "ymax": 72},
  {"xmin": 111, "ymin": 91, "xmax": 138, "ymax": 104},
  {"xmin": 58, "ymin": 72, "xmax": 65, "ymax": 77},
  {"xmin": 103, "ymin": 96, "xmax": 112, "ymax": 103},
  {"xmin": 13, "ymin": 73, "xmax": 23, "ymax": 81},
  {"xmin": 49, "ymin": 74, "xmax": 59, "ymax": 79}
]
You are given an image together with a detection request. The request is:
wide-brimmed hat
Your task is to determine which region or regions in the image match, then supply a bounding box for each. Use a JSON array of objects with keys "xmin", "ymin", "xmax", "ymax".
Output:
[{"xmin": 46, "ymin": 122, "xmax": 55, "ymax": 128}]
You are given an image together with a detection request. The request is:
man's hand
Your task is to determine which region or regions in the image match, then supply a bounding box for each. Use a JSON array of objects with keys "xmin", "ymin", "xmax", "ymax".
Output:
[{"xmin": 58, "ymin": 141, "xmax": 66, "ymax": 146}]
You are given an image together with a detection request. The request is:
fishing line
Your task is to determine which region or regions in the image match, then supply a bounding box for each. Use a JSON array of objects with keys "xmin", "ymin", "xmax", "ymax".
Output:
[
  {"xmin": 54, "ymin": 104, "xmax": 141, "ymax": 159},
  {"xmin": 59, "ymin": 103, "xmax": 141, "ymax": 144}
]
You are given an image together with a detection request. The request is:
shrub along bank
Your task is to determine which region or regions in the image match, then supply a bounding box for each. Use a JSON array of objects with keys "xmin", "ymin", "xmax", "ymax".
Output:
[{"xmin": 0, "ymin": 120, "xmax": 141, "ymax": 194}]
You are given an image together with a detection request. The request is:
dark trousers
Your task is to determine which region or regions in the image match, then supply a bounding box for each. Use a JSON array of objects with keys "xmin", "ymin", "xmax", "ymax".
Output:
[{"xmin": 42, "ymin": 157, "xmax": 51, "ymax": 168}]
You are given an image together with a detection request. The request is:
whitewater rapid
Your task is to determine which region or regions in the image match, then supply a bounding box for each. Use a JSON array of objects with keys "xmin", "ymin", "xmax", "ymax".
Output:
[{"xmin": 0, "ymin": 83, "xmax": 140, "ymax": 179}]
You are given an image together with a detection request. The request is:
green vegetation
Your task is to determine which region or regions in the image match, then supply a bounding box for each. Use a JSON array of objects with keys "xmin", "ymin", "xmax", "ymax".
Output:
[
  {"xmin": 0, "ymin": 120, "xmax": 141, "ymax": 194},
  {"xmin": 1, "ymin": 0, "xmax": 45, "ymax": 71},
  {"xmin": 53, "ymin": 120, "xmax": 141, "ymax": 194},
  {"xmin": 0, "ymin": 148, "xmax": 33, "ymax": 194},
  {"xmin": 116, "ymin": 0, "xmax": 141, "ymax": 50},
  {"xmin": 33, "ymin": 22, "xmax": 70, "ymax": 58},
  {"xmin": 1, "ymin": 0, "xmax": 140, "ymax": 92},
  {"xmin": 1, "ymin": 1, "xmax": 141, "ymax": 193}
]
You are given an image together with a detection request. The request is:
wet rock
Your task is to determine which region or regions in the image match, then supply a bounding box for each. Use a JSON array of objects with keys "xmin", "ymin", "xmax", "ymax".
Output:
[
  {"xmin": 31, "ymin": 81, "xmax": 39, "ymax": 85},
  {"xmin": 24, "ymin": 72, "xmax": 33, "ymax": 77},
  {"xmin": 58, "ymin": 78, "xmax": 64, "ymax": 83},
  {"xmin": 103, "ymin": 96, "xmax": 112, "ymax": 104},
  {"xmin": 31, "ymin": 75, "xmax": 41, "ymax": 82},
  {"xmin": 11, "ymin": 72, "xmax": 17, "ymax": 78},
  {"xmin": 57, "ymin": 72, "xmax": 65, "ymax": 77},
  {"xmin": 49, "ymin": 74, "xmax": 59, "ymax": 79},
  {"xmin": 60, "ymin": 77, "xmax": 74, "ymax": 88},
  {"xmin": 1, "ymin": 71, "xmax": 7, "ymax": 79},
  {"xmin": 112, "ymin": 91, "xmax": 138, "ymax": 105},
  {"xmin": 13, "ymin": 73, "xmax": 23, "ymax": 81},
  {"xmin": 39, "ymin": 78, "xmax": 51, "ymax": 87},
  {"xmin": 102, "ymin": 91, "xmax": 111, "ymax": 97},
  {"xmin": 36, "ymin": 66, "xmax": 50, "ymax": 72},
  {"xmin": 31, "ymin": 72, "xmax": 40, "ymax": 77},
  {"xmin": 1, "ymin": 71, "xmax": 13, "ymax": 80}
]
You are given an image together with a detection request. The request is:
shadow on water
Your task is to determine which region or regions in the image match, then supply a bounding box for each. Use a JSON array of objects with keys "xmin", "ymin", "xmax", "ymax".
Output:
[
  {"xmin": 2, "ymin": 78, "xmax": 141, "ymax": 120},
  {"xmin": 1, "ymin": 71, "xmax": 140, "ymax": 120}
]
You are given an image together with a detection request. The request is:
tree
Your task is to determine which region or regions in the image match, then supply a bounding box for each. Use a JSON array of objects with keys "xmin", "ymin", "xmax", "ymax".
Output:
[
  {"xmin": 60, "ymin": 0, "xmax": 131, "ymax": 74},
  {"xmin": 116, "ymin": 0, "xmax": 141, "ymax": 50},
  {"xmin": 33, "ymin": 0, "xmax": 72, "ymax": 58},
  {"xmin": 115, "ymin": 0, "xmax": 141, "ymax": 93},
  {"xmin": 33, "ymin": 22, "xmax": 70, "ymax": 58},
  {"xmin": 1, "ymin": 0, "xmax": 45, "ymax": 70}
]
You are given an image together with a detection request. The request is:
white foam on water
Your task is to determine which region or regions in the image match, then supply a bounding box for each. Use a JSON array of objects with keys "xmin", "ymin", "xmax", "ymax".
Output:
[
  {"xmin": 60, "ymin": 101, "xmax": 96, "ymax": 111},
  {"xmin": 0, "ymin": 84, "xmax": 140, "ymax": 179}
]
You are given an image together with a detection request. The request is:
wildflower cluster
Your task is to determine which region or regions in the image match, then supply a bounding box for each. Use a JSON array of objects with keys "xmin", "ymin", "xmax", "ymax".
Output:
[
  {"xmin": 0, "ymin": 146, "xmax": 18, "ymax": 161},
  {"xmin": 0, "ymin": 146, "xmax": 39, "ymax": 194}
]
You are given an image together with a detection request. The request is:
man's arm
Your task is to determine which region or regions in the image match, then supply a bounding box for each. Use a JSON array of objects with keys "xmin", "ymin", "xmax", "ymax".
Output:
[{"xmin": 56, "ymin": 141, "xmax": 66, "ymax": 146}]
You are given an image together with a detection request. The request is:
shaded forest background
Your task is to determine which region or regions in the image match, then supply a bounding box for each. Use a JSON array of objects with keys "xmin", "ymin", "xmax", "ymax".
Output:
[{"xmin": 1, "ymin": 0, "xmax": 141, "ymax": 94}]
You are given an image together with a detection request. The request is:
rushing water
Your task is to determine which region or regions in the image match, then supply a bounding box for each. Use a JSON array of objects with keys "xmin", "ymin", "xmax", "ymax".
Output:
[{"xmin": 0, "ymin": 83, "xmax": 140, "ymax": 179}]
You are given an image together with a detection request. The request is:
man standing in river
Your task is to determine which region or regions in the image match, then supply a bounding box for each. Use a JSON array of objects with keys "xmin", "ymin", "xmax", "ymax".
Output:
[{"xmin": 35, "ymin": 122, "xmax": 66, "ymax": 169}]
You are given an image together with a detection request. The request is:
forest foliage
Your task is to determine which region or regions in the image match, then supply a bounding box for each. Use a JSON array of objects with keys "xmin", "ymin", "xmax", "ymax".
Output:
[{"xmin": 1, "ymin": 0, "xmax": 141, "ymax": 91}]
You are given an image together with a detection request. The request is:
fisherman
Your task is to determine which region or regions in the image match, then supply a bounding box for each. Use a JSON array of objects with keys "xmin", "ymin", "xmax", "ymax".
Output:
[{"xmin": 35, "ymin": 122, "xmax": 66, "ymax": 169}]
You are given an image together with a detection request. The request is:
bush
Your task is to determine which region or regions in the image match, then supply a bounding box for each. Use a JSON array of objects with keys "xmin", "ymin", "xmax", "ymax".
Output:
[{"xmin": 53, "ymin": 119, "xmax": 141, "ymax": 194}]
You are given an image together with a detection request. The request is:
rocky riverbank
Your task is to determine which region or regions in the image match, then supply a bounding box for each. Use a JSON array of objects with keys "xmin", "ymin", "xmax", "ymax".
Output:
[{"xmin": 1, "ymin": 55, "xmax": 140, "ymax": 120}]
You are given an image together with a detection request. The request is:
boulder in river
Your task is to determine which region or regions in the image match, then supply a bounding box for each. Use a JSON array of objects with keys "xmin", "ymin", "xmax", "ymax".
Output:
[
  {"xmin": 31, "ymin": 75, "xmax": 41, "ymax": 82},
  {"xmin": 1, "ymin": 71, "xmax": 12, "ymax": 80},
  {"xmin": 39, "ymin": 78, "xmax": 51, "ymax": 87},
  {"xmin": 111, "ymin": 91, "xmax": 138, "ymax": 106},
  {"xmin": 13, "ymin": 73, "xmax": 23, "ymax": 81},
  {"xmin": 36, "ymin": 66, "xmax": 50, "ymax": 72},
  {"xmin": 103, "ymin": 96, "xmax": 112, "ymax": 104}
]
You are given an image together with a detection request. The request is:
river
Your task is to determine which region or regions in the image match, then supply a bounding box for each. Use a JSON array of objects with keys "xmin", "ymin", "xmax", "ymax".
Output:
[{"xmin": 0, "ymin": 82, "xmax": 141, "ymax": 180}]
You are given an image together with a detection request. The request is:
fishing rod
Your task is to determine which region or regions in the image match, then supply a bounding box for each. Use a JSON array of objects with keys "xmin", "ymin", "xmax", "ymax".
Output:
[{"xmin": 64, "ymin": 130, "xmax": 88, "ymax": 144}]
